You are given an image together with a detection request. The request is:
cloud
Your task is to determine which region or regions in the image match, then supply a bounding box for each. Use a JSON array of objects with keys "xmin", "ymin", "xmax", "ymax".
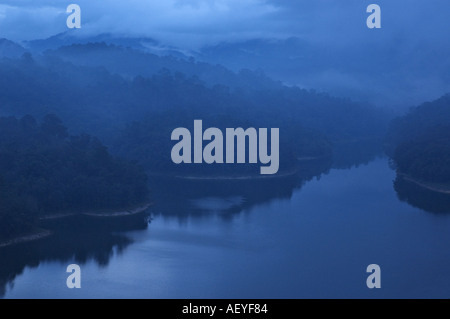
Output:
[
  {"xmin": 0, "ymin": 0, "xmax": 449, "ymax": 49},
  {"xmin": 0, "ymin": 0, "xmax": 281, "ymax": 47},
  {"xmin": 0, "ymin": 0, "xmax": 448, "ymax": 108},
  {"xmin": 0, "ymin": 4, "xmax": 65, "ymax": 40}
]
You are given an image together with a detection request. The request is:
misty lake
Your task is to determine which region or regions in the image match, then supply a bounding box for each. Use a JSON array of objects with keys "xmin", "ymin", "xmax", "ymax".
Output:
[{"xmin": 2, "ymin": 156, "xmax": 450, "ymax": 299}]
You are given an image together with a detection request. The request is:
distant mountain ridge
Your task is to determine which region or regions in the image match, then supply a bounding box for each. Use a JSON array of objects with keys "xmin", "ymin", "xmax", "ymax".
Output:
[
  {"xmin": 44, "ymin": 42, "xmax": 281, "ymax": 90},
  {"xmin": 24, "ymin": 31, "xmax": 191, "ymax": 58},
  {"xmin": 0, "ymin": 39, "xmax": 27, "ymax": 58},
  {"xmin": 4, "ymin": 30, "xmax": 449, "ymax": 110}
]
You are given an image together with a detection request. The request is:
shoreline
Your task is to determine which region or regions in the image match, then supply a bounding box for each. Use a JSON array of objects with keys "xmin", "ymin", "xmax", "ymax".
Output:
[
  {"xmin": 146, "ymin": 155, "xmax": 331, "ymax": 181},
  {"xmin": 0, "ymin": 229, "xmax": 53, "ymax": 249},
  {"xmin": 171, "ymin": 157, "xmax": 331, "ymax": 180},
  {"xmin": 83, "ymin": 203, "xmax": 152, "ymax": 217},
  {"xmin": 40, "ymin": 203, "xmax": 152, "ymax": 220},
  {"xmin": 172, "ymin": 169, "xmax": 299, "ymax": 180},
  {"xmin": 296, "ymin": 155, "xmax": 328, "ymax": 161},
  {"xmin": 398, "ymin": 173, "xmax": 450, "ymax": 194},
  {"xmin": 1, "ymin": 203, "xmax": 152, "ymax": 248}
]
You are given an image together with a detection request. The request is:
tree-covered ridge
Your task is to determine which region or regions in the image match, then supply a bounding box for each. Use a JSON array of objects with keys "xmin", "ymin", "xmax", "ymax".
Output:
[
  {"xmin": 388, "ymin": 94, "xmax": 450, "ymax": 184},
  {"xmin": 0, "ymin": 49, "xmax": 389, "ymax": 178},
  {"xmin": 47, "ymin": 42, "xmax": 282, "ymax": 90},
  {"xmin": 0, "ymin": 115, "xmax": 149, "ymax": 240},
  {"xmin": 387, "ymin": 94, "xmax": 450, "ymax": 147},
  {"xmin": 393, "ymin": 125, "xmax": 450, "ymax": 183},
  {"xmin": 116, "ymin": 113, "xmax": 332, "ymax": 176},
  {"xmin": 0, "ymin": 49, "xmax": 389, "ymax": 145}
]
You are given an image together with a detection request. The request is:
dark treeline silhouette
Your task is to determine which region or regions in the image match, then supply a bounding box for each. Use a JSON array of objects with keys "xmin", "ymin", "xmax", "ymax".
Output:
[
  {"xmin": 148, "ymin": 157, "xmax": 332, "ymax": 221},
  {"xmin": 0, "ymin": 227, "xmax": 137, "ymax": 298},
  {"xmin": 0, "ymin": 115, "xmax": 149, "ymax": 240},
  {"xmin": 46, "ymin": 42, "xmax": 279, "ymax": 90},
  {"xmin": 0, "ymin": 48, "xmax": 389, "ymax": 142},
  {"xmin": 1, "ymin": 46, "xmax": 389, "ymax": 176},
  {"xmin": 115, "ymin": 112, "xmax": 332, "ymax": 176},
  {"xmin": 0, "ymin": 41, "xmax": 392, "ymax": 239},
  {"xmin": 394, "ymin": 176, "xmax": 450, "ymax": 214},
  {"xmin": 387, "ymin": 94, "xmax": 450, "ymax": 184}
]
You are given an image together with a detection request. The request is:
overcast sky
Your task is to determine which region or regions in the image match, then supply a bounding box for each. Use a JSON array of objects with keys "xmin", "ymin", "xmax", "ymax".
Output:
[
  {"xmin": 0, "ymin": 1, "xmax": 449, "ymax": 108},
  {"xmin": 0, "ymin": 0, "xmax": 448, "ymax": 49}
]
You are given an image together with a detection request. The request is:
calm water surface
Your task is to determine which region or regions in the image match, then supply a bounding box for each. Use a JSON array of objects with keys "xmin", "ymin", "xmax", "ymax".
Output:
[{"xmin": 3, "ymin": 157, "xmax": 450, "ymax": 298}]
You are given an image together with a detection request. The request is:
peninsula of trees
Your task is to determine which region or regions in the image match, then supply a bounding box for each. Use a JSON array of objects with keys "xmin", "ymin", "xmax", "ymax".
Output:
[
  {"xmin": 0, "ymin": 115, "xmax": 149, "ymax": 240},
  {"xmin": 387, "ymin": 94, "xmax": 450, "ymax": 185}
]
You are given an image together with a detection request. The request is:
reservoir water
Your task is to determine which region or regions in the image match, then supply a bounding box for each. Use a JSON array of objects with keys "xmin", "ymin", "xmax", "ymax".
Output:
[{"xmin": 2, "ymin": 156, "xmax": 450, "ymax": 298}]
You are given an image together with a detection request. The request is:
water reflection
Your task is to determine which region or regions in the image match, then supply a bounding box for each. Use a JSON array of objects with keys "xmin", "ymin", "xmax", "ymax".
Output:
[
  {"xmin": 0, "ymin": 144, "xmax": 386, "ymax": 298},
  {"xmin": 0, "ymin": 212, "xmax": 149, "ymax": 298},
  {"xmin": 394, "ymin": 176, "xmax": 450, "ymax": 213},
  {"xmin": 0, "ymin": 157, "xmax": 332, "ymax": 298},
  {"xmin": 332, "ymin": 139, "xmax": 384, "ymax": 169},
  {"xmin": 148, "ymin": 158, "xmax": 332, "ymax": 220},
  {"xmin": 190, "ymin": 196, "xmax": 245, "ymax": 213},
  {"xmin": 148, "ymin": 140, "xmax": 385, "ymax": 221}
]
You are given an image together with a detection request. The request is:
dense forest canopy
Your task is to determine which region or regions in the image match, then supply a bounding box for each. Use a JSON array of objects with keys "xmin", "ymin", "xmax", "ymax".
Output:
[
  {"xmin": 0, "ymin": 40, "xmax": 394, "ymax": 238},
  {"xmin": 0, "ymin": 47, "xmax": 389, "ymax": 161},
  {"xmin": 46, "ymin": 42, "xmax": 280, "ymax": 91},
  {"xmin": 115, "ymin": 113, "xmax": 332, "ymax": 176},
  {"xmin": 0, "ymin": 115, "xmax": 149, "ymax": 240},
  {"xmin": 0, "ymin": 48, "xmax": 390, "ymax": 142},
  {"xmin": 387, "ymin": 94, "xmax": 450, "ymax": 183}
]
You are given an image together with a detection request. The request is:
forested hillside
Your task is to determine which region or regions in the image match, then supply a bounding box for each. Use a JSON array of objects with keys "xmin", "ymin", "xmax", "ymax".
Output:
[
  {"xmin": 0, "ymin": 115, "xmax": 149, "ymax": 240},
  {"xmin": 0, "ymin": 41, "xmax": 392, "ymax": 238},
  {"xmin": 387, "ymin": 94, "xmax": 450, "ymax": 183},
  {"xmin": 0, "ymin": 48, "xmax": 389, "ymax": 167}
]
